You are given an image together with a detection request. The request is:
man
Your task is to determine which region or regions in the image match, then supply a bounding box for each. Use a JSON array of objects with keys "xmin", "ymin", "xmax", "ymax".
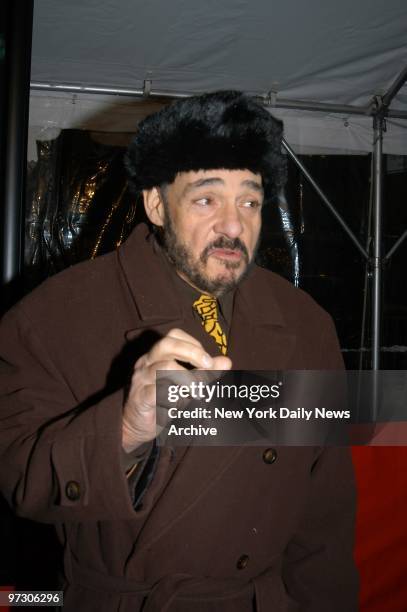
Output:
[{"xmin": 0, "ymin": 91, "xmax": 358, "ymax": 611}]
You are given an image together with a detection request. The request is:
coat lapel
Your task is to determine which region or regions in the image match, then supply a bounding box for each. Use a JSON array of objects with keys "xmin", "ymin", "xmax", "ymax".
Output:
[
  {"xmin": 118, "ymin": 224, "xmax": 183, "ymax": 328},
  {"xmin": 135, "ymin": 444, "xmax": 244, "ymax": 552},
  {"xmin": 228, "ymin": 267, "xmax": 297, "ymax": 370}
]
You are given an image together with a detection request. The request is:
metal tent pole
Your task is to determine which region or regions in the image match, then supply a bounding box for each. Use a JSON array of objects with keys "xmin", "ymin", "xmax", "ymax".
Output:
[
  {"xmin": 382, "ymin": 65, "xmax": 407, "ymax": 263},
  {"xmin": 369, "ymin": 66, "xmax": 407, "ymax": 371},
  {"xmin": 382, "ymin": 65, "xmax": 407, "ymax": 108},
  {"xmin": 30, "ymin": 82, "xmax": 407, "ymax": 119},
  {"xmin": 384, "ymin": 229, "xmax": 407, "ymax": 261},
  {"xmin": 282, "ymin": 139, "xmax": 369, "ymax": 260},
  {"xmin": 1, "ymin": 0, "xmax": 34, "ymax": 309},
  {"xmin": 371, "ymin": 114, "xmax": 384, "ymax": 371}
]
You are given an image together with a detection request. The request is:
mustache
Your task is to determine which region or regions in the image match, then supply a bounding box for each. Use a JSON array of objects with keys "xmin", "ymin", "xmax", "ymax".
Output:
[{"xmin": 200, "ymin": 237, "xmax": 249, "ymax": 263}]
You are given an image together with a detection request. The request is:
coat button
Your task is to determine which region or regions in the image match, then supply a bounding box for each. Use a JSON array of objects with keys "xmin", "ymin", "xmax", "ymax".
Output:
[
  {"xmin": 236, "ymin": 554, "xmax": 250, "ymax": 570},
  {"xmin": 65, "ymin": 480, "xmax": 81, "ymax": 501},
  {"xmin": 263, "ymin": 448, "xmax": 277, "ymax": 464}
]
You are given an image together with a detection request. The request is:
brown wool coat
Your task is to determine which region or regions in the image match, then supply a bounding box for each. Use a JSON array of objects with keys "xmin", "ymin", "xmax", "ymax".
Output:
[{"xmin": 0, "ymin": 224, "xmax": 358, "ymax": 611}]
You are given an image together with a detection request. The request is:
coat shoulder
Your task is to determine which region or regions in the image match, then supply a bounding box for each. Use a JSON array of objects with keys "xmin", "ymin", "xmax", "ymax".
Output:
[
  {"xmin": 248, "ymin": 266, "xmax": 343, "ymax": 369},
  {"xmin": 11, "ymin": 251, "xmax": 122, "ymax": 325},
  {"xmin": 252, "ymin": 265, "xmax": 333, "ymax": 328}
]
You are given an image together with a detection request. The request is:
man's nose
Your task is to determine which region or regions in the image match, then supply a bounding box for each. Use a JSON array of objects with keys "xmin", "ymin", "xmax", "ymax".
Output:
[{"xmin": 213, "ymin": 201, "xmax": 243, "ymax": 238}]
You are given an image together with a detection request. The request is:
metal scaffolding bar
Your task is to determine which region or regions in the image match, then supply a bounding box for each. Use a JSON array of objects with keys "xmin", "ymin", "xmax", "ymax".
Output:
[
  {"xmin": 387, "ymin": 109, "xmax": 407, "ymax": 119},
  {"xmin": 30, "ymin": 82, "xmax": 191, "ymax": 99},
  {"xmin": 282, "ymin": 139, "xmax": 369, "ymax": 260},
  {"xmin": 31, "ymin": 81, "xmax": 407, "ymax": 118},
  {"xmin": 384, "ymin": 229, "xmax": 407, "ymax": 261},
  {"xmin": 1, "ymin": 0, "xmax": 34, "ymax": 308},
  {"xmin": 382, "ymin": 64, "xmax": 407, "ymax": 108},
  {"xmin": 265, "ymin": 97, "xmax": 371, "ymax": 116},
  {"xmin": 371, "ymin": 115, "xmax": 384, "ymax": 371}
]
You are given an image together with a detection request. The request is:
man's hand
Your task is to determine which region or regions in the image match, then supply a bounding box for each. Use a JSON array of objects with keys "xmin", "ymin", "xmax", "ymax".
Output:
[{"xmin": 122, "ymin": 328, "xmax": 232, "ymax": 452}]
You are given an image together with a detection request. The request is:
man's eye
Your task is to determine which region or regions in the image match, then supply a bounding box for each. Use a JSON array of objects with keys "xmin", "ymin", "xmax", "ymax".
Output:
[
  {"xmin": 194, "ymin": 198, "xmax": 211, "ymax": 206},
  {"xmin": 242, "ymin": 200, "xmax": 261, "ymax": 208}
]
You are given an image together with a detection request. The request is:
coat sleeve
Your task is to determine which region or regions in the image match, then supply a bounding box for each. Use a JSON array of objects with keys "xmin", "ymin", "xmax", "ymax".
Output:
[
  {"xmin": 282, "ymin": 313, "xmax": 359, "ymax": 611},
  {"xmin": 0, "ymin": 305, "xmax": 151, "ymax": 523}
]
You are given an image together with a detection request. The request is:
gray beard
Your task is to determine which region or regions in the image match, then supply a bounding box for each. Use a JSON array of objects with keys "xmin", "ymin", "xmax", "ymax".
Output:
[{"xmin": 160, "ymin": 213, "xmax": 258, "ymax": 297}]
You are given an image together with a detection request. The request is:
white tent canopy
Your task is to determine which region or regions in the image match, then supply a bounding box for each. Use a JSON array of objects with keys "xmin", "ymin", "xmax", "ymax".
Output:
[{"xmin": 29, "ymin": 0, "xmax": 407, "ymax": 157}]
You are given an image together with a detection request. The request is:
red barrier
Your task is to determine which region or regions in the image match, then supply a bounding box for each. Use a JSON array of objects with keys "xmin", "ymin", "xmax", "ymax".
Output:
[
  {"xmin": 352, "ymin": 447, "xmax": 407, "ymax": 612},
  {"xmin": 0, "ymin": 586, "xmax": 13, "ymax": 611}
]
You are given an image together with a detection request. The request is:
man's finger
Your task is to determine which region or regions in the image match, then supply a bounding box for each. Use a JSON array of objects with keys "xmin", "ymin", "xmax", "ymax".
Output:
[
  {"xmin": 166, "ymin": 328, "xmax": 204, "ymax": 347},
  {"xmin": 208, "ymin": 355, "xmax": 233, "ymax": 370},
  {"xmin": 145, "ymin": 336, "xmax": 213, "ymax": 369}
]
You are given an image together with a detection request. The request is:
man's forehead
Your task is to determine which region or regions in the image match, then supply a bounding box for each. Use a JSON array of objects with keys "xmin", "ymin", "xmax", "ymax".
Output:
[{"xmin": 170, "ymin": 169, "xmax": 263, "ymax": 194}]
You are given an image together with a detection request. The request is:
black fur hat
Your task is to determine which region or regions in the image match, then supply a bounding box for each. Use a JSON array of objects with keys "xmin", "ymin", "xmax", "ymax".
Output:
[{"xmin": 125, "ymin": 90, "xmax": 286, "ymax": 202}]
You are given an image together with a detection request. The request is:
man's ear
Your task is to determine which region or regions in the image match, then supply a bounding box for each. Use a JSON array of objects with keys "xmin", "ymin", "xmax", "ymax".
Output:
[{"xmin": 143, "ymin": 188, "xmax": 165, "ymax": 227}]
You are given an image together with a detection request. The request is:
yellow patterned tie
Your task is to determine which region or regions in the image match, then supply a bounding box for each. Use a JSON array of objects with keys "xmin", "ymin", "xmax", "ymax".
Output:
[{"xmin": 193, "ymin": 294, "xmax": 228, "ymax": 355}]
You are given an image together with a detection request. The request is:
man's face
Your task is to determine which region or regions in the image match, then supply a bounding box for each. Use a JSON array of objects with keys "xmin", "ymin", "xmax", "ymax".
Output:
[{"xmin": 146, "ymin": 169, "xmax": 264, "ymax": 296}]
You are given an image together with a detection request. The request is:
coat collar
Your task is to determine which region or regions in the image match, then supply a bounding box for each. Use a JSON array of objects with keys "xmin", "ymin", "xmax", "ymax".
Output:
[
  {"xmin": 235, "ymin": 265, "xmax": 286, "ymax": 328},
  {"xmin": 118, "ymin": 224, "xmax": 183, "ymax": 329},
  {"xmin": 228, "ymin": 267, "xmax": 295, "ymax": 370}
]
